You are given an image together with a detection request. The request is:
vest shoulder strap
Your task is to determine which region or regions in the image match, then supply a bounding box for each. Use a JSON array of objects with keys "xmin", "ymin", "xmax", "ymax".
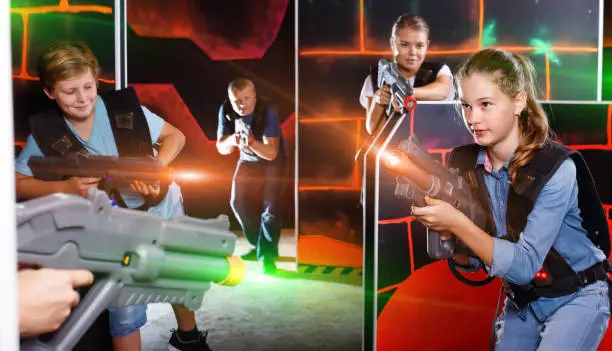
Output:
[
  {"xmin": 100, "ymin": 86, "xmax": 153, "ymax": 157},
  {"xmin": 447, "ymin": 143, "xmax": 480, "ymax": 170},
  {"xmin": 29, "ymin": 108, "xmax": 88, "ymax": 156},
  {"xmin": 507, "ymin": 142, "xmax": 573, "ymax": 235}
]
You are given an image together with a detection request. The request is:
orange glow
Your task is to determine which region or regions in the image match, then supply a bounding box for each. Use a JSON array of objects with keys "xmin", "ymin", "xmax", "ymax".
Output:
[
  {"xmin": 353, "ymin": 120, "xmax": 361, "ymax": 186},
  {"xmin": 299, "ymin": 0, "xmax": 599, "ymax": 105},
  {"xmin": 478, "ymin": 0, "xmax": 484, "ymax": 49},
  {"xmin": 11, "ymin": 74, "xmax": 38, "ymax": 81},
  {"xmin": 378, "ymin": 216, "xmax": 413, "ymax": 225},
  {"xmin": 377, "ymin": 216, "xmax": 417, "ymax": 274},
  {"xmin": 20, "ymin": 14, "xmax": 28, "ymax": 77},
  {"xmin": 569, "ymin": 104, "xmax": 612, "ymax": 151},
  {"xmin": 299, "ymin": 104, "xmax": 610, "ymax": 191},
  {"xmin": 545, "ymin": 52, "xmax": 551, "ymax": 100},
  {"xmin": 378, "ymin": 283, "xmax": 400, "ymax": 294},
  {"xmin": 385, "ymin": 152, "xmax": 401, "ymax": 169},
  {"xmin": 359, "ymin": 0, "xmax": 365, "ymax": 51},
  {"xmin": 298, "ymin": 186, "xmax": 360, "ymax": 191},
  {"xmin": 171, "ymin": 170, "xmax": 207, "ymax": 182},
  {"xmin": 299, "ymin": 116, "xmax": 364, "ymax": 191},
  {"xmin": 426, "ymin": 148, "xmax": 452, "ymax": 166},
  {"xmin": 299, "ymin": 116, "xmax": 365, "ymax": 123},
  {"xmin": 12, "ymin": 4, "xmax": 113, "ymax": 84},
  {"xmin": 297, "ymin": 235, "xmax": 363, "ymax": 267},
  {"xmin": 407, "ymin": 216, "xmax": 415, "ymax": 273},
  {"xmin": 10, "ymin": 5, "xmax": 112, "ymax": 15},
  {"xmin": 12, "ymin": 74, "xmax": 115, "ymax": 84}
]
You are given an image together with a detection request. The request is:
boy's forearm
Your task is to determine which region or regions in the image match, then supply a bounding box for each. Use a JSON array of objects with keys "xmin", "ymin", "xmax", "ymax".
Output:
[
  {"xmin": 16, "ymin": 175, "xmax": 68, "ymax": 200},
  {"xmin": 248, "ymin": 140, "xmax": 277, "ymax": 161},
  {"xmin": 156, "ymin": 133, "xmax": 185, "ymax": 167}
]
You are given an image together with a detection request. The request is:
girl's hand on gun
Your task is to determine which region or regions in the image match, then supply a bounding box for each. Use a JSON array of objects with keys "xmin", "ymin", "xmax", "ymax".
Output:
[
  {"xmin": 374, "ymin": 84, "xmax": 402, "ymax": 112},
  {"xmin": 373, "ymin": 84, "xmax": 392, "ymax": 105},
  {"xmin": 411, "ymin": 196, "xmax": 466, "ymax": 233}
]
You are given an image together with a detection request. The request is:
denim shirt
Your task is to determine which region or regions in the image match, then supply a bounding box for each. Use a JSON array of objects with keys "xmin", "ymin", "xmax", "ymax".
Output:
[{"xmin": 464, "ymin": 148, "xmax": 606, "ymax": 320}]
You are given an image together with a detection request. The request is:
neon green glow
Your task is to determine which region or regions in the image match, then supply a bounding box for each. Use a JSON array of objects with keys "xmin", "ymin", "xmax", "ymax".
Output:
[
  {"xmin": 529, "ymin": 38, "xmax": 561, "ymax": 65},
  {"xmin": 481, "ymin": 21, "xmax": 497, "ymax": 47}
]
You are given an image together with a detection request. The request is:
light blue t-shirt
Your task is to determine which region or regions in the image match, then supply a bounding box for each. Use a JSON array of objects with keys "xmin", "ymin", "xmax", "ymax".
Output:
[{"xmin": 15, "ymin": 96, "xmax": 184, "ymax": 220}]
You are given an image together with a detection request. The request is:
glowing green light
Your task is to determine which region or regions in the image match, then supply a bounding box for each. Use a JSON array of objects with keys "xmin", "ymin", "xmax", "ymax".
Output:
[
  {"xmin": 482, "ymin": 20, "xmax": 497, "ymax": 47},
  {"xmin": 529, "ymin": 38, "xmax": 561, "ymax": 65}
]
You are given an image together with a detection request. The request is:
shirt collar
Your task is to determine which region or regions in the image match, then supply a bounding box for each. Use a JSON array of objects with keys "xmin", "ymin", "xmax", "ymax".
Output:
[{"xmin": 476, "ymin": 148, "xmax": 513, "ymax": 174}]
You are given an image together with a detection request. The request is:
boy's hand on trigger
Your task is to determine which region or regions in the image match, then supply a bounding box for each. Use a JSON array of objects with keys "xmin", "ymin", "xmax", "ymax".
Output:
[{"xmin": 65, "ymin": 177, "xmax": 101, "ymax": 197}]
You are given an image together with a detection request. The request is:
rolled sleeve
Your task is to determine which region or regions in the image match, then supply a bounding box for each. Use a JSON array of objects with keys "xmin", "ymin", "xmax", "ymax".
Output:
[
  {"xmin": 359, "ymin": 75, "xmax": 373, "ymax": 110},
  {"xmin": 263, "ymin": 106, "xmax": 281, "ymax": 138},
  {"xmin": 490, "ymin": 237, "xmax": 516, "ymax": 277},
  {"xmin": 15, "ymin": 134, "xmax": 44, "ymax": 176},
  {"xmin": 436, "ymin": 65, "xmax": 455, "ymax": 100},
  {"xmin": 491, "ymin": 159, "xmax": 576, "ymax": 285},
  {"xmin": 217, "ymin": 104, "xmax": 233, "ymax": 139}
]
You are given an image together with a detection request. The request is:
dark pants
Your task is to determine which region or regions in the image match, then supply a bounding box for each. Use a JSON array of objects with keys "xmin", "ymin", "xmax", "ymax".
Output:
[{"xmin": 230, "ymin": 160, "xmax": 282, "ymax": 262}]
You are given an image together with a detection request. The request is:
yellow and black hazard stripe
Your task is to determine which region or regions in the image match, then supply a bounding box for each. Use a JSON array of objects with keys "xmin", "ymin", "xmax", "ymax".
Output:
[{"xmin": 297, "ymin": 263, "xmax": 362, "ymax": 277}]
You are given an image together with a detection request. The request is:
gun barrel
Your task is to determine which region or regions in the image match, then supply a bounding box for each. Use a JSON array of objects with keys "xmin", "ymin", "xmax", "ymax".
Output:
[
  {"xmin": 383, "ymin": 151, "xmax": 437, "ymax": 195},
  {"xmin": 128, "ymin": 245, "xmax": 246, "ymax": 286},
  {"xmin": 28, "ymin": 155, "xmax": 167, "ymax": 183},
  {"xmin": 399, "ymin": 138, "xmax": 448, "ymax": 177}
]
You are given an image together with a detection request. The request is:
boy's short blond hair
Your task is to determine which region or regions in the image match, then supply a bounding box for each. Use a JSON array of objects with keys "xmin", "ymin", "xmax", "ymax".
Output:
[
  {"xmin": 37, "ymin": 41, "xmax": 100, "ymax": 90},
  {"xmin": 228, "ymin": 78, "xmax": 255, "ymax": 92}
]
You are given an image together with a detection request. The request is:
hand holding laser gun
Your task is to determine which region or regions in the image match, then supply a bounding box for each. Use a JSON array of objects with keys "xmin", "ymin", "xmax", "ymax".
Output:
[
  {"xmin": 234, "ymin": 118, "xmax": 255, "ymax": 149},
  {"xmin": 28, "ymin": 153, "xmax": 204, "ymax": 188},
  {"xmin": 18, "ymin": 189, "xmax": 246, "ymax": 351},
  {"xmin": 383, "ymin": 135, "xmax": 488, "ymax": 260},
  {"xmin": 377, "ymin": 58, "xmax": 414, "ymax": 116},
  {"xmin": 28, "ymin": 153, "xmax": 205, "ymax": 204}
]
